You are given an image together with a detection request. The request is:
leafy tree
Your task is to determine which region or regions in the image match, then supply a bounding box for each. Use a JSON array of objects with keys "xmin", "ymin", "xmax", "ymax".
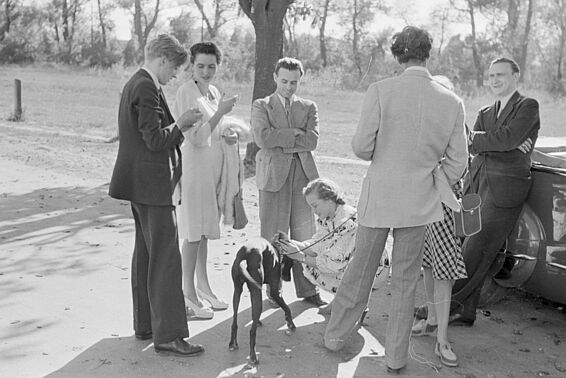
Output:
[
  {"xmin": 169, "ymin": 11, "xmax": 194, "ymax": 46},
  {"xmin": 117, "ymin": 0, "xmax": 161, "ymax": 62},
  {"xmin": 313, "ymin": 0, "xmax": 333, "ymax": 67},
  {"xmin": 337, "ymin": 0, "xmax": 386, "ymax": 78},
  {"xmin": 283, "ymin": 0, "xmax": 314, "ymax": 58},
  {"xmin": 0, "ymin": 0, "xmax": 19, "ymax": 41},
  {"xmin": 450, "ymin": 0, "xmax": 498, "ymax": 87},
  {"xmin": 192, "ymin": 0, "xmax": 235, "ymax": 40}
]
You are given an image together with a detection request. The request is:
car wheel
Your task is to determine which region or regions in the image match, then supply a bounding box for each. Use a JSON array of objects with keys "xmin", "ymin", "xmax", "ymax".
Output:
[{"xmin": 479, "ymin": 205, "xmax": 543, "ymax": 306}]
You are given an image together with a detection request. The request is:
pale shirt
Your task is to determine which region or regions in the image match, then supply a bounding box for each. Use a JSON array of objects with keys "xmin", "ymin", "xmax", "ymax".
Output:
[
  {"xmin": 497, "ymin": 91, "xmax": 515, "ymax": 118},
  {"xmin": 301, "ymin": 204, "xmax": 393, "ymax": 293},
  {"xmin": 141, "ymin": 66, "xmax": 180, "ymax": 205}
]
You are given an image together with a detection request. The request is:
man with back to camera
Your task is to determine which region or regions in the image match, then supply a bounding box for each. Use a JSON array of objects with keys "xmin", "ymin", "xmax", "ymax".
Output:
[
  {"xmin": 449, "ymin": 57, "xmax": 540, "ymax": 326},
  {"xmin": 323, "ymin": 26, "xmax": 468, "ymax": 374},
  {"xmin": 109, "ymin": 34, "xmax": 204, "ymax": 356},
  {"xmin": 251, "ymin": 57, "xmax": 327, "ymax": 307}
]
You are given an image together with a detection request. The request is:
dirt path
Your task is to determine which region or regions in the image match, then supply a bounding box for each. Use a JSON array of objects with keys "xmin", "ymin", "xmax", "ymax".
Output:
[{"xmin": 0, "ymin": 123, "xmax": 565, "ymax": 377}]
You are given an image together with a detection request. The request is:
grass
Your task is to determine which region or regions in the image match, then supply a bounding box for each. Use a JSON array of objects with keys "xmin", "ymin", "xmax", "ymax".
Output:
[{"xmin": 0, "ymin": 64, "xmax": 564, "ymax": 160}]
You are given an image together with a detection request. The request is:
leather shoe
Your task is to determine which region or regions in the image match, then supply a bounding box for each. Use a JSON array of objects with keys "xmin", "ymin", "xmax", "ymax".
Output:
[
  {"xmin": 448, "ymin": 313, "xmax": 474, "ymax": 327},
  {"xmin": 135, "ymin": 330, "xmax": 152, "ymax": 340},
  {"xmin": 304, "ymin": 294, "xmax": 328, "ymax": 307},
  {"xmin": 154, "ymin": 338, "xmax": 204, "ymax": 357}
]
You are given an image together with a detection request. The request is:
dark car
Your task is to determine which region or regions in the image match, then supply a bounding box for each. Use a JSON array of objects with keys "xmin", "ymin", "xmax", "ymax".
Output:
[{"xmin": 481, "ymin": 146, "xmax": 566, "ymax": 306}]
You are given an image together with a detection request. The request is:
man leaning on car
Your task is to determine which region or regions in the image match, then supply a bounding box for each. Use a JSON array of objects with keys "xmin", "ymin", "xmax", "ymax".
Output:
[{"xmin": 449, "ymin": 57, "xmax": 540, "ymax": 326}]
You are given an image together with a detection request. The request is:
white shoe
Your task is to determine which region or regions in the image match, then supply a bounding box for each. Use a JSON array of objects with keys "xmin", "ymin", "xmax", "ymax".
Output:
[
  {"xmin": 185, "ymin": 297, "xmax": 213, "ymax": 319},
  {"xmin": 197, "ymin": 289, "xmax": 229, "ymax": 310}
]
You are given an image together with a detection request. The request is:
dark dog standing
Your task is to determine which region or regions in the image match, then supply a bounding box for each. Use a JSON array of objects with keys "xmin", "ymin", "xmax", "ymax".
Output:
[{"xmin": 228, "ymin": 238, "xmax": 296, "ymax": 364}]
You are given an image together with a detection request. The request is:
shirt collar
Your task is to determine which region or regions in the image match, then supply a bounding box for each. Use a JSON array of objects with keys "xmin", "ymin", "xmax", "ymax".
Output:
[
  {"xmin": 497, "ymin": 90, "xmax": 516, "ymax": 113},
  {"xmin": 404, "ymin": 66, "xmax": 429, "ymax": 73},
  {"xmin": 277, "ymin": 93, "xmax": 294, "ymax": 107},
  {"xmin": 141, "ymin": 66, "xmax": 161, "ymax": 90}
]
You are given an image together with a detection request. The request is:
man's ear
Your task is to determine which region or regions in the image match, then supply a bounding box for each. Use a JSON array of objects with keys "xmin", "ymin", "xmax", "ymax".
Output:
[{"xmin": 273, "ymin": 72, "xmax": 278, "ymax": 83}]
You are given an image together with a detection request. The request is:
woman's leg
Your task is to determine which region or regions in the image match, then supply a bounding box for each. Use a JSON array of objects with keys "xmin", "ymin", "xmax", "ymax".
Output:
[
  {"xmin": 422, "ymin": 267, "xmax": 437, "ymax": 325},
  {"xmin": 194, "ymin": 237, "xmax": 218, "ymax": 298},
  {"xmin": 181, "ymin": 238, "xmax": 203, "ymax": 306},
  {"xmin": 434, "ymin": 279, "xmax": 453, "ymax": 345}
]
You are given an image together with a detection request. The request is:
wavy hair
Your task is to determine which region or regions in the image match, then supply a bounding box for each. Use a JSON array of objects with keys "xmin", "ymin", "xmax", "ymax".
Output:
[{"xmin": 390, "ymin": 26, "xmax": 433, "ymax": 64}]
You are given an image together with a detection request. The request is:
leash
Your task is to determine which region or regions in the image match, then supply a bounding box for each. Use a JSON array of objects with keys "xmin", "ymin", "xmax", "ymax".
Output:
[{"xmin": 280, "ymin": 212, "xmax": 357, "ymax": 256}]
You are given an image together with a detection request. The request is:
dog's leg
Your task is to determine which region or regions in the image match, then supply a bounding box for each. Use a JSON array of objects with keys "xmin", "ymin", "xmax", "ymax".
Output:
[
  {"xmin": 269, "ymin": 285, "xmax": 296, "ymax": 331},
  {"xmin": 229, "ymin": 278, "xmax": 244, "ymax": 351},
  {"xmin": 248, "ymin": 284, "xmax": 263, "ymax": 365}
]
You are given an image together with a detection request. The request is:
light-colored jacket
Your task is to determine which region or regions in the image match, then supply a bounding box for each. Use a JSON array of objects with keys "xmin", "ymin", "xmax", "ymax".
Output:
[
  {"xmin": 351, "ymin": 67, "xmax": 468, "ymax": 228},
  {"xmin": 252, "ymin": 94, "xmax": 319, "ymax": 192}
]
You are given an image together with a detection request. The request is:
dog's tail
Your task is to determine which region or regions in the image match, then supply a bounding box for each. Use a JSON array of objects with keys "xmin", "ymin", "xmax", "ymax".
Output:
[{"xmin": 239, "ymin": 261, "xmax": 262, "ymax": 291}]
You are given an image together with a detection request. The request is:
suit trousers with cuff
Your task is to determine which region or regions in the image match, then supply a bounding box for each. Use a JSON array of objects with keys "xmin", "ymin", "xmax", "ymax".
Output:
[
  {"xmin": 324, "ymin": 225, "xmax": 425, "ymax": 370},
  {"xmin": 130, "ymin": 202, "xmax": 189, "ymax": 344},
  {"xmin": 450, "ymin": 175, "xmax": 524, "ymax": 320},
  {"xmin": 259, "ymin": 158, "xmax": 318, "ymax": 298}
]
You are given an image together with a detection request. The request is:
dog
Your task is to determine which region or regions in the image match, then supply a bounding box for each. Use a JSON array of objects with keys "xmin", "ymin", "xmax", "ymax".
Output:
[{"xmin": 228, "ymin": 237, "xmax": 296, "ymax": 364}]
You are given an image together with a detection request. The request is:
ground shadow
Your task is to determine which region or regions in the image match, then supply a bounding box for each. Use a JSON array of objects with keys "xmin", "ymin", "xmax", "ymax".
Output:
[
  {"xmin": 0, "ymin": 183, "xmax": 131, "ymax": 292},
  {"xmin": 47, "ymin": 300, "xmax": 358, "ymax": 377}
]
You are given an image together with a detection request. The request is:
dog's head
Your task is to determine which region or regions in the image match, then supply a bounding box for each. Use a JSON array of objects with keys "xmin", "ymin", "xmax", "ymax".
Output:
[{"xmin": 270, "ymin": 232, "xmax": 288, "ymax": 258}]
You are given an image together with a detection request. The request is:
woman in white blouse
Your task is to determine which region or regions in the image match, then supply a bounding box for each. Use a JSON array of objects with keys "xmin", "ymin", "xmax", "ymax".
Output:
[
  {"xmin": 280, "ymin": 178, "xmax": 392, "ymax": 309},
  {"xmin": 174, "ymin": 42, "xmax": 244, "ymax": 319}
]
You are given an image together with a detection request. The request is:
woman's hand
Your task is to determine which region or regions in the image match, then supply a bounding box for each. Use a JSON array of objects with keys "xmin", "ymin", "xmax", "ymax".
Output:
[
  {"xmin": 280, "ymin": 239, "xmax": 302, "ymax": 259},
  {"xmin": 217, "ymin": 94, "xmax": 238, "ymax": 116},
  {"xmin": 223, "ymin": 127, "xmax": 238, "ymax": 145},
  {"xmin": 177, "ymin": 107, "xmax": 203, "ymax": 132}
]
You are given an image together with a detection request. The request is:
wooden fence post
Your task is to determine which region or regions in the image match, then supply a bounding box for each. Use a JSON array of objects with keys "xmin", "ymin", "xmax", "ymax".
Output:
[{"xmin": 14, "ymin": 79, "xmax": 22, "ymax": 121}]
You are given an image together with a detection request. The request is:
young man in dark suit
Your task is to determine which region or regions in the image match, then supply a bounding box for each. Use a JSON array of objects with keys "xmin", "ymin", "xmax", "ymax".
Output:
[
  {"xmin": 109, "ymin": 34, "xmax": 204, "ymax": 356},
  {"xmin": 449, "ymin": 57, "xmax": 540, "ymax": 326}
]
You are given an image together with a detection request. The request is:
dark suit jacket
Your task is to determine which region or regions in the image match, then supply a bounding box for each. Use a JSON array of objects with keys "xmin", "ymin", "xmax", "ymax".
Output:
[
  {"xmin": 468, "ymin": 91, "xmax": 540, "ymax": 208},
  {"xmin": 109, "ymin": 69, "xmax": 184, "ymax": 206}
]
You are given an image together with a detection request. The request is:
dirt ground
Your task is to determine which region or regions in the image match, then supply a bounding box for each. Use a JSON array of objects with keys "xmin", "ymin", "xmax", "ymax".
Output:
[{"xmin": 1, "ymin": 121, "xmax": 565, "ymax": 378}]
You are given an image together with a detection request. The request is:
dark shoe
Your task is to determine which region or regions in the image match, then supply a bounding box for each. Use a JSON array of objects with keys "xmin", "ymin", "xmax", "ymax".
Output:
[
  {"xmin": 304, "ymin": 294, "xmax": 328, "ymax": 307},
  {"xmin": 448, "ymin": 313, "xmax": 474, "ymax": 327},
  {"xmin": 154, "ymin": 338, "xmax": 204, "ymax": 357},
  {"xmin": 135, "ymin": 330, "xmax": 152, "ymax": 340},
  {"xmin": 386, "ymin": 365, "xmax": 405, "ymax": 374}
]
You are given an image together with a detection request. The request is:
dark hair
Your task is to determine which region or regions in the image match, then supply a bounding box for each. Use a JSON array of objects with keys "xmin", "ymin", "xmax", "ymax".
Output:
[
  {"xmin": 274, "ymin": 57, "xmax": 304, "ymax": 76},
  {"xmin": 303, "ymin": 178, "xmax": 346, "ymax": 205},
  {"xmin": 145, "ymin": 34, "xmax": 188, "ymax": 67},
  {"xmin": 390, "ymin": 26, "xmax": 433, "ymax": 64},
  {"xmin": 490, "ymin": 57, "xmax": 520, "ymax": 74},
  {"xmin": 190, "ymin": 42, "xmax": 222, "ymax": 64}
]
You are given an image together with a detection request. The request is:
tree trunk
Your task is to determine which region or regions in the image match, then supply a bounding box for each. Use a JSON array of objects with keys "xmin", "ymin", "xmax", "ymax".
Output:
[
  {"xmin": 194, "ymin": 0, "xmax": 216, "ymax": 39},
  {"xmin": 97, "ymin": 0, "xmax": 107, "ymax": 48},
  {"xmin": 352, "ymin": 0, "xmax": 362, "ymax": 77},
  {"xmin": 517, "ymin": 0, "xmax": 534, "ymax": 82},
  {"xmin": 134, "ymin": 0, "xmax": 143, "ymax": 60},
  {"xmin": 468, "ymin": 1, "xmax": 483, "ymax": 87},
  {"xmin": 239, "ymin": 0, "xmax": 291, "ymax": 176},
  {"xmin": 319, "ymin": 0, "xmax": 330, "ymax": 67}
]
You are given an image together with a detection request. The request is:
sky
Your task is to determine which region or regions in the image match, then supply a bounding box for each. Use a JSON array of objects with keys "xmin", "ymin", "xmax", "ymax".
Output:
[{"xmin": 110, "ymin": 0, "xmax": 468, "ymax": 42}]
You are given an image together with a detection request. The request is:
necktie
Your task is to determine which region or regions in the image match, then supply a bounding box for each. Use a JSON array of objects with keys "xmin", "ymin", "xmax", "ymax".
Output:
[
  {"xmin": 495, "ymin": 100, "xmax": 501, "ymax": 119},
  {"xmin": 285, "ymin": 97, "xmax": 293, "ymax": 127}
]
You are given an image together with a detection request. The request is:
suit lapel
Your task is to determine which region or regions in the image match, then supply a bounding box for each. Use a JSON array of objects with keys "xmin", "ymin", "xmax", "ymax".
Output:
[
  {"xmin": 268, "ymin": 94, "xmax": 289, "ymax": 129},
  {"xmin": 495, "ymin": 91, "xmax": 521, "ymax": 127}
]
